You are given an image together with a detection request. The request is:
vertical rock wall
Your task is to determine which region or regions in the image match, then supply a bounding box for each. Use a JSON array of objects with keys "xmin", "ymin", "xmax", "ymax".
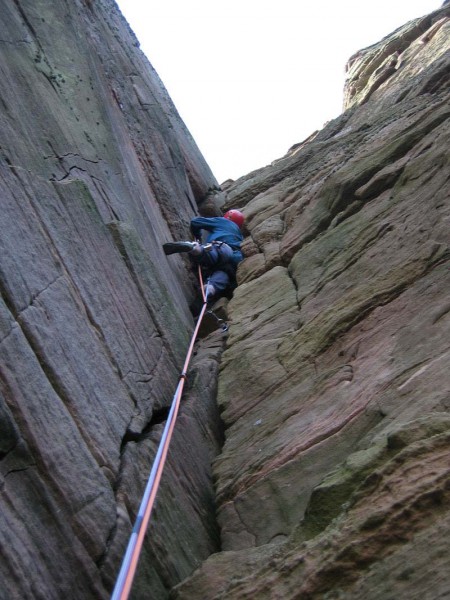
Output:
[
  {"xmin": 2, "ymin": 2, "xmax": 449, "ymax": 599},
  {"xmin": 0, "ymin": 1, "xmax": 223, "ymax": 598},
  {"xmin": 174, "ymin": 4, "xmax": 450, "ymax": 599}
]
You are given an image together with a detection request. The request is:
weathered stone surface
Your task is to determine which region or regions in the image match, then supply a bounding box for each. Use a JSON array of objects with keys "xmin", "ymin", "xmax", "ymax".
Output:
[
  {"xmin": 101, "ymin": 332, "xmax": 225, "ymax": 598},
  {"xmin": 0, "ymin": 0, "xmax": 223, "ymax": 598},
  {"xmin": 2, "ymin": 1, "xmax": 450, "ymax": 599},
  {"xmin": 343, "ymin": 9, "xmax": 450, "ymax": 109},
  {"xmin": 173, "ymin": 4, "xmax": 450, "ymax": 598},
  {"xmin": 174, "ymin": 426, "xmax": 450, "ymax": 599}
]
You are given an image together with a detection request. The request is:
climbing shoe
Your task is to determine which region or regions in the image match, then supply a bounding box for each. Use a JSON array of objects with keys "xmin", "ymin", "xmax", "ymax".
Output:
[
  {"xmin": 163, "ymin": 241, "xmax": 196, "ymax": 255},
  {"xmin": 204, "ymin": 283, "xmax": 216, "ymax": 299}
]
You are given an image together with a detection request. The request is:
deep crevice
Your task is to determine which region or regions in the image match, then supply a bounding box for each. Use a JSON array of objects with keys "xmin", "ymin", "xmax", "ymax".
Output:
[{"xmin": 119, "ymin": 405, "xmax": 171, "ymax": 454}]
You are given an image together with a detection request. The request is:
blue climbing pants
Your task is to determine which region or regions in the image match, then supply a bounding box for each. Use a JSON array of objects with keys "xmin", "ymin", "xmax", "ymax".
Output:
[{"xmin": 194, "ymin": 242, "xmax": 242, "ymax": 294}]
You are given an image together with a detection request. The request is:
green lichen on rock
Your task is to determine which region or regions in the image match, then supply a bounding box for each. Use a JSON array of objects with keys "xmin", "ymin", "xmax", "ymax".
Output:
[{"xmin": 173, "ymin": 4, "xmax": 450, "ymax": 599}]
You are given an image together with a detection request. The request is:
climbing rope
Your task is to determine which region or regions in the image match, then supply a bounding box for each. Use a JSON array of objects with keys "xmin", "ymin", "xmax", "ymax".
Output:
[{"xmin": 111, "ymin": 266, "xmax": 210, "ymax": 600}]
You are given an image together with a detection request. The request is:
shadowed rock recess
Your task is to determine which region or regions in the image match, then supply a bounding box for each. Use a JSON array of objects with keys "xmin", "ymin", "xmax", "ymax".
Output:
[{"xmin": 0, "ymin": 2, "xmax": 449, "ymax": 600}]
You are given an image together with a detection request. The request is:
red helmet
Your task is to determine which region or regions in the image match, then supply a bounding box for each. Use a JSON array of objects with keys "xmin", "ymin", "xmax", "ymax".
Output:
[{"xmin": 224, "ymin": 209, "xmax": 245, "ymax": 229}]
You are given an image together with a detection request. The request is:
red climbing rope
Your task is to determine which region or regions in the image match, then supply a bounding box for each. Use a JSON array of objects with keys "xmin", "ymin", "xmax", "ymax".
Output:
[{"xmin": 111, "ymin": 266, "xmax": 208, "ymax": 600}]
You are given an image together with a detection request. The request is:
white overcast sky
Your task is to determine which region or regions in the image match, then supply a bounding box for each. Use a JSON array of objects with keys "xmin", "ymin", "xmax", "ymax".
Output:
[{"xmin": 115, "ymin": 0, "xmax": 441, "ymax": 183}]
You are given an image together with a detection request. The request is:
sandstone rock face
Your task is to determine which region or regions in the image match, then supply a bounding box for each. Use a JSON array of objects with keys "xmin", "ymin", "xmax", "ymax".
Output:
[
  {"xmin": 2, "ymin": 1, "xmax": 450, "ymax": 599},
  {"xmin": 174, "ymin": 4, "xmax": 450, "ymax": 599},
  {"xmin": 0, "ymin": 1, "xmax": 223, "ymax": 598}
]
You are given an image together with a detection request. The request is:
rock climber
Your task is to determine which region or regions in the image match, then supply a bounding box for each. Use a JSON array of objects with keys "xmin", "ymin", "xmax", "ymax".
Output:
[{"xmin": 163, "ymin": 209, "xmax": 245, "ymax": 302}]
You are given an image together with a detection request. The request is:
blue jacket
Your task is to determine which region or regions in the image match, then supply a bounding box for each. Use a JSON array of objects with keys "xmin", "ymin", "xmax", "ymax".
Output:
[{"xmin": 190, "ymin": 216, "xmax": 244, "ymax": 266}]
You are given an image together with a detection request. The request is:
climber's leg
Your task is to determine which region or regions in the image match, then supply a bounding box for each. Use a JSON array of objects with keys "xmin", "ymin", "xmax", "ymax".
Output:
[
  {"xmin": 205, "ymin": 270, "xmax": 230, "ymax": 299},
  {"xmin": 163, "ymin": 241, "xmax": 197, "ymax": 255}
]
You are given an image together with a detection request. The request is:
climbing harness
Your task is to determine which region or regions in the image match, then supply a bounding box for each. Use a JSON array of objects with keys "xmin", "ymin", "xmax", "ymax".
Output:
[{"xmin": 111, "ymin": 268, "xmax": 220, "ymax": 600}]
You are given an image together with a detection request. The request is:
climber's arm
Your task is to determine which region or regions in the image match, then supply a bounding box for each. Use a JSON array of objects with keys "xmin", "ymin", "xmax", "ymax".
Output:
[{"xmin": 190, "ymin": 216, "xmax": 221, "ymax": 239}]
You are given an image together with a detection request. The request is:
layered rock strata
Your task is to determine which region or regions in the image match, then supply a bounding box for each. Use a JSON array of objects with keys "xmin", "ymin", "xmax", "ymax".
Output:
[
  {"xmin": 0, "ymin": 1, "xmax": 223, "ymax": 598},
  {"xmin": 173, "ymin": 4, "xmax": 450, "ymax": 598}
]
